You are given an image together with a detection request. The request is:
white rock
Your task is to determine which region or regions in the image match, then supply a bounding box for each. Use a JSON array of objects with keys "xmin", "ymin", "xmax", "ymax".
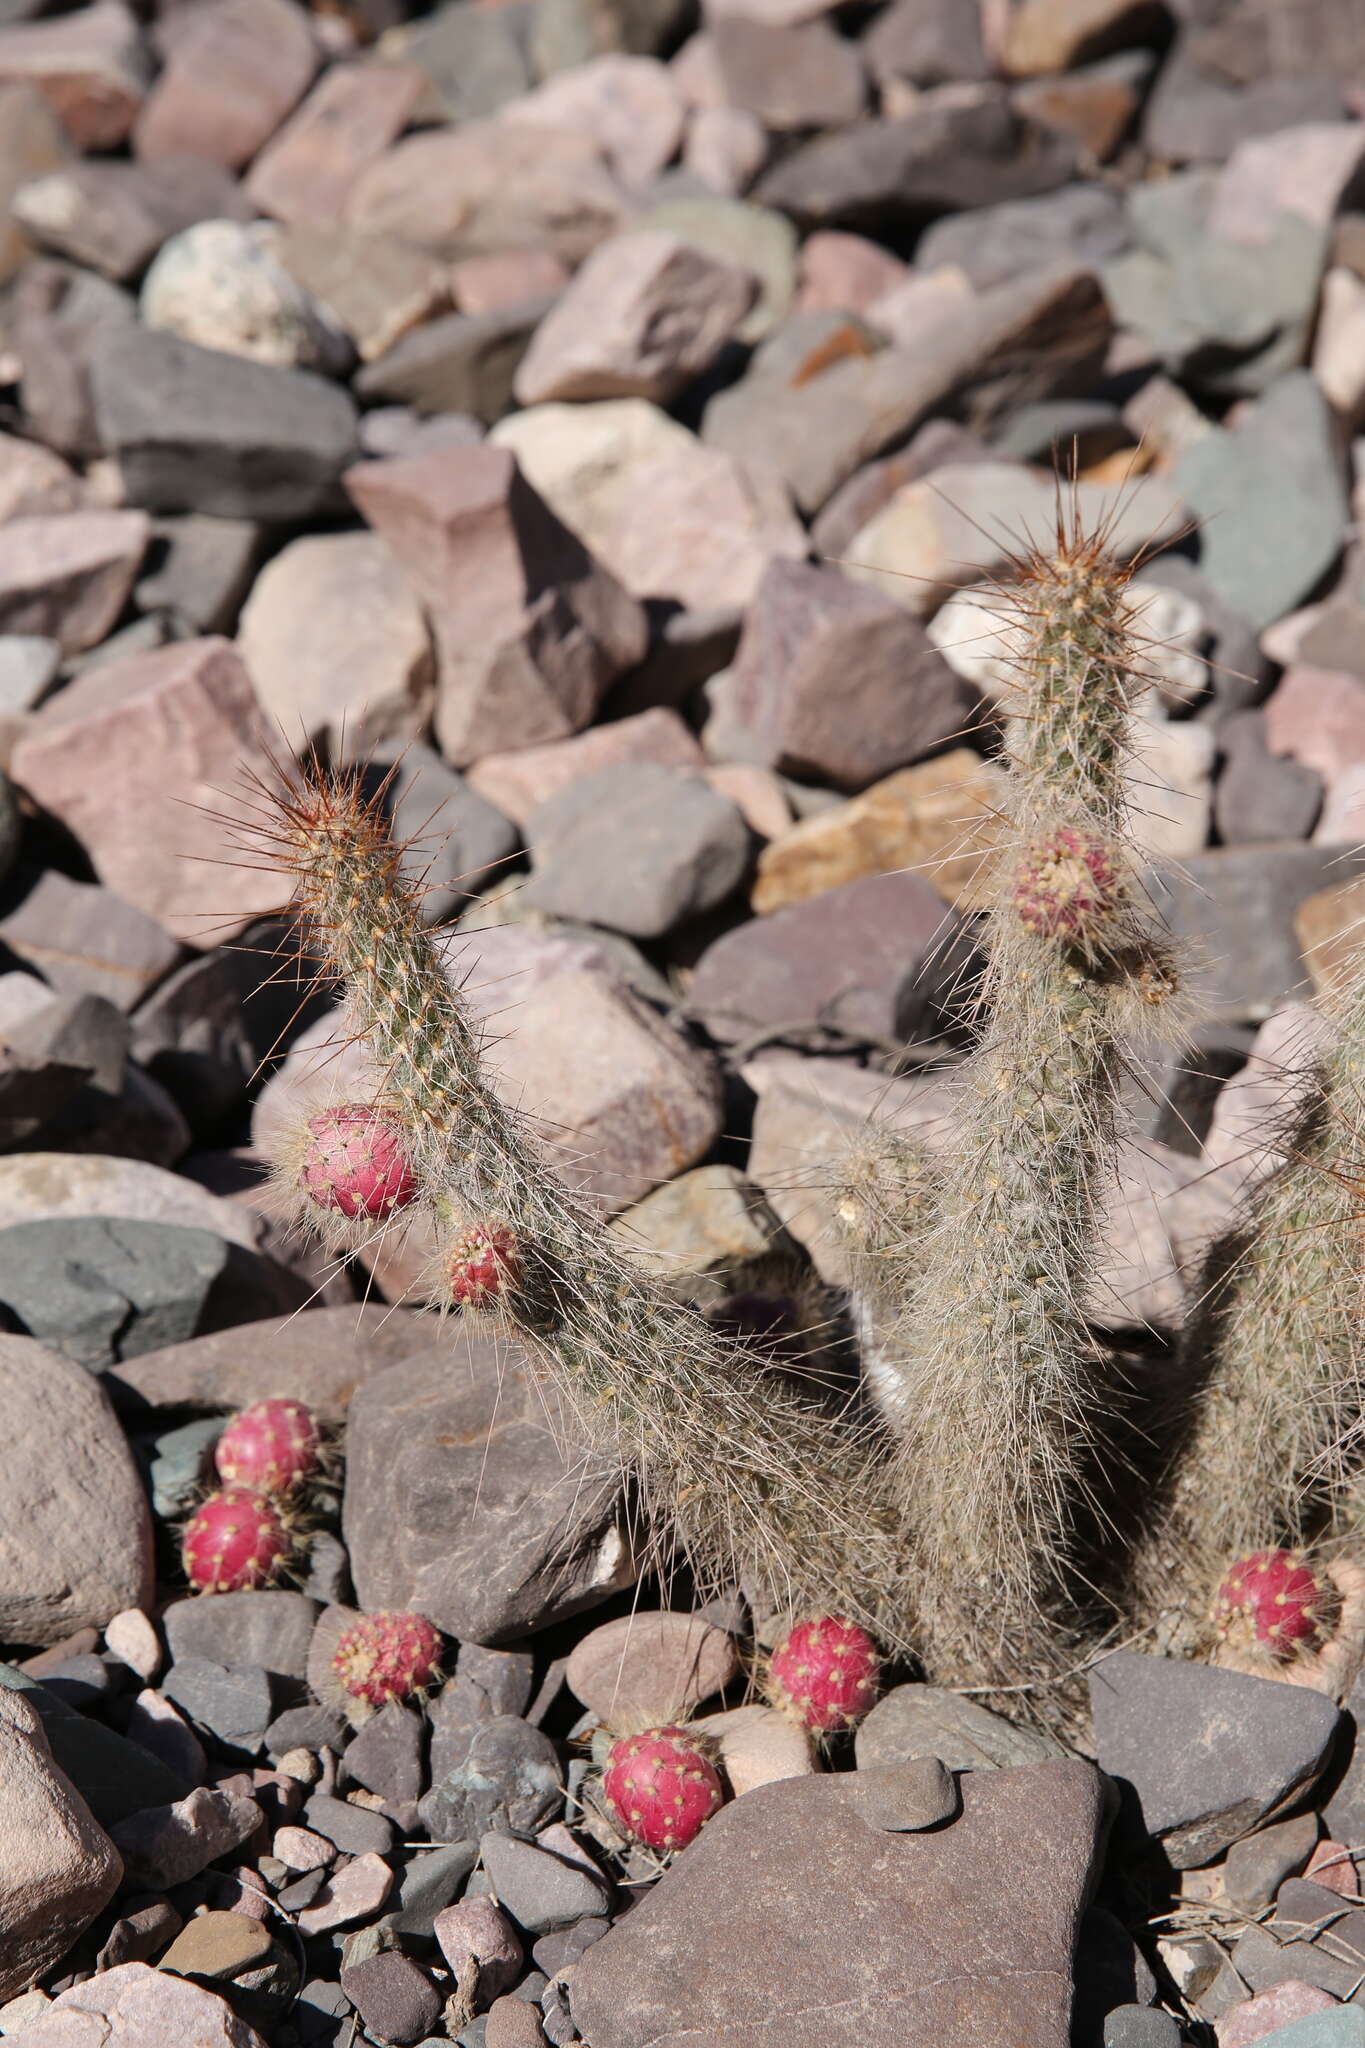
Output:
[
  {"xmin": 0, "ymin": 1960, "xmax": 267, "ymax": 2045},
  {"xmin": 1314, "ymin": 265, "xmax": 1365, "ymax": 427},
  {"xmin": 1127, "ymin": 703, "xmax": 1215, "ymax": 859},
  {"xmin": 0, "ymin": 1152, "xmax": 262, "ymax": 1247},
  {"xmin": 683, "ymin": 106, "xmax": 767, "ymax": 196},
  {"xmin": 103, "ymin": 1608, "xmax": 161, "ymax": 1682},
  {"xmin": 691, "ymin": 1703, "xmax": 817, "ymax": 1795},
  {"xmin": 928, "ymin": 579, "xmax": 1206, "ymax": 714},
  {"xmin": 140, "ymin": 218, "xmax": 351, "ymax": 373},
  {"xmin": 0, "ymin": 1689, "xmax": 121, "ymax": 2000}
]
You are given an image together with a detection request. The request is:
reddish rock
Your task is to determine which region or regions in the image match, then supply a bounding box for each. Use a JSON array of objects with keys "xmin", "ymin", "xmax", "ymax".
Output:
[
  {"xmin": 109, "ymin": 1303, "xmax": 423, "ymax": 1421},
  {"xmin": 1217, "ymin": 1981, "xmax": 1340, "ymax": 2046},
  {"xmin": 0, "ymin": 510, "xmax": 148, "ymax": 654},
  {"xmin": 0, "ymin": 84, "xmax": 71, "ymax": 289},
  {"xmin": 245, "ymin": 60, "xmax": 427, "ymax": 226},
  {"xmin": 274, "ymin": 225, "xmax": 450, "ymax": 364},
  {"xmin": 134, "ymin": 0, "xmax": 318, "ymax": 171},
  {"xmin": 1209, "ymin": 120, "xmax": 1365, "ymax": 248},
  {"xmin": 710, "ymin": 15, "xmax": 866, "ymax": 130},
  {"xmin": 0, "ymin": 1960, "xmax": 268, "ymax": 2046},
  {"xmin": 726, "ymin": 557, "xmax": 976, "ymax": 790},
  {"xmin": 501, "ymin": 53, "xmax": 686, "ymax": 187},
  {"xmin": 1265, "ymin": 664, "xmax": 1365, "ymax": 790},
  {"xmin": 683, "ymin": 106, "xmax": 768, "ymax": 196},
  {"xmin": 566, "ymin": 1612, "xmax": 738, "ymax": 1724},
  {"xmin": 0, "ymin": 1687, "xmax": 122, "ymax": 2002},
  {"xmin": 11, "ymin": 156, "xmax": 251, "ymax": 284},
  {"xmin": 345, "ymin": 445, "xmax": 646, "ymax": 768},
  {"xmin": 467, "ymin": 707, "xmax": 702, "ymax": 825},
  {"xmin": 1013, "ymin": 55, "xmax": 1149, "ymax": 162},
  {"xmin": 1002, "ymin": 0, "xmax": 1166, "ymax": 76},
  {"xmin": 0, "ymin": 433, "xmax": 83, "ymax": 522},
  {"xmin": 10, "ymin": 637, "xmax": 291, "ymax": 945},
  {"xmin": 797, "ymin": 230, "xmax": 910, "ymax": 316},
  {"xmin": 451, "ymin": 248, "xmax": 571, "ymax": 317},
  {"xmin": 0, "ymin": 1, "xmax": 147, "ymax": 151}
]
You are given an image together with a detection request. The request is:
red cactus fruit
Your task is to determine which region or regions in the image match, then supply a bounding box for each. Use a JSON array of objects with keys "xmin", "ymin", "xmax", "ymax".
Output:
[
  {"xmin": 602, "ymin": 1726, "xmax": 724, "ymax": 1852},
  {"xmin": 329, "ymin": 1611, "xmax": 444, "ymax": 1710},
  {"xmin": 1214, "ymin": 1549, "xmax": 1340, "ymax": 1661},
  {"xmin": 1013, "ymin": 826, "xmax": 1121, "ymax": 944},
  {"xmin": 767, "ymin": 1616, "xmax": 880, "ymax": 1734},
  {"xmin": 183, "ymin": 1489, "xmax": 291, "ymax": 1593},
  {"xmin": 448, "ymin": 1223, "xmax": 521, "ymax": 1306},
  {"xmin": 214, "ymin": 1398, "xmax": 322, "ymax": 1496},
  {"xmin": 299, "ymin": 1104, "xmax": 418, "ymax": 1220}
]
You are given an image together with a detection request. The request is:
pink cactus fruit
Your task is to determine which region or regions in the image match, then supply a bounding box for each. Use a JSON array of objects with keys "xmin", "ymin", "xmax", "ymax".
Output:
[
  {"xmin": 448, "ymin": 1223, "xmax": 521, "ymax": 1307},
  {"xmin": 183, "ymin": 1488, "xmax": 291, "ymax": 1593},
  {"xmin": 767, "ymin": 1616, "xmax": 880, "ymax": 1734},
  {"xmin": 214, "ymin": 1398, "xmax": 322, "ymax": 1496},
  {"xmin": 1013, "ymin": 826, "xmax": 1121, "ymax": 943},
  {"xmin": 1214, "ymin": 1549, "xmax": 1340, "ymax": 1662},
  {"xmin": 602, "ymin": 1726, "xmax": 724, "ymax": 1852},
  {"xmin": 299, "ymin": 1104, "xmax": 418, "ymax": 1220},
  {"xmin": 330, "ymin": 1611, "xmax": 445, "ymax": 1710}
]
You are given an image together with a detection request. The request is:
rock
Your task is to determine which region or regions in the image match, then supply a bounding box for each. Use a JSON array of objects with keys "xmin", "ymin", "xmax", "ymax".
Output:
[
  {"xmin": 1224, "ymin": 1813, "xmax": 1322, "ymax": 1916},
  {"xmin": 380, "ymin": 1840, "xmax": 480, "ymax": 1939},
  {"xmin": 346, "ymin": 120, "xmax": 627, "ymax": 266},
  {"xmin": 245, "ymin": 61, "xmax": 428, "ymax": 228},
  {"xmin": 451, "ymin": 249, "xmax": 572, "ymax": 319},
  {"xmin": 1, "ymin": 1663, "xmax": 188, "ymax": 1828},
  {"xmin": 486, "ymin": 1999, "xmax": 549, "ymax": 2048},
  {"xmin": 683, "ymin": 105, "xmax": 768, "ymax": 197},
  {"xmin": 0, "ymin": 1, "xmax": 147, "ymax": 151},
  {"xmin": 1128, "ymin": 705, "xmax": 1215, "ymax": 859},
  {"xmin": 724, "ymin": 558, "xmax": 976, "ymax": 790},
  {"xmin": 12, "ymin": 260, "xmax": 136, "ymax": 465},
  {"xmin": 110, "ymin": 1784, "xmax": 262, "ymax": 1889},
  {"xmin": 1002, "ymin": 0, "xmax": 1166, "ymax": 75},
  {"xmin": 523, "ymin": 762, "xmax": 749, "ymax": 937},
  {"xmin": 690, "ymin": 1703, "xmax": 815, "ymax": 1795},
  {"xmin": 1175, "ymin": 372, "xmax": 1347, "ymax": 633},
  {"xmin": 0, "ymin": 1216, "xmax": 238, "ymax": 1371},
  {"xmin": 124, "ymin": 1689, "xmax": 206, "ymax": 1783},
  {"xmin": 163, "ymin": 1593, "xmax": 318, "ymax": 1681},
  {"xmin": 304, "ymin": 1792, "xmax": 395, "ymax": 1857},
  {"xmin": 855, "ymin": 1683, "xmax": 1064, "ymax": 1772},
  {"xmin": 90, "ymin": 323, "xmax": 358, "ymax": 521},
  {"xmin": 0, "ymin": 1332, "xmax": 153, "ymax": 1643},
  {"xmin": 342, "ymin": 1951, "xmax": 442, "ymax": 2047},
  {"xmin": 0, "ymin": 433, "xmax": 83, "ymax": 522},
  {"xmin": 505, "ymin": 55, "xmax": 684, "ymax": 186},
  {"xmin": 710, "ymin": 16, "xmax": 864, "ymax": 130},
  {"xmin": 479, "ymin": 1832, "xmax": 610, "ymax": 1934},
  {"xmin": 606, "ymin": 1163, "xmax": 786, "ymax": 1303},
  {"xmin": 105, "ymin": 1609, "xmax": 161, "ymax": 1683},
  {"xmin": 161, "ymin": 1660, "xmax": 274, "ymax": 1757},
  {"xmin": 491, "ymin": 398, "xmax": 805, "ymax": 610},
  {"xmin": 135, "ymin": 514, "xmax": 262, "ymax": 635},
  {"xmin": 1215, "ymin": 711, "xmax": 1324, "ymax": 845},
  {"xmin": 435, "ymin": 1896, "xmax": 524, "ymax": 1999},
  {"xmin": 342, "ymin": 1702, "xmax": 426, "ymax": 1808},
  {"xmin": 343, "ymin": 1330, "xmax": 628, "ymax": 1644},
  {"xmin": 139, "ymin": 219, "xmax": 349, "ymax": 376},
  {"xmin": 570, "ymin": 1760, "xmax": 1103, "ymax": 2048},
  {"xmin": 566, "ymin": 1613, "xmax": 738, "ymax": 1724},
  {"xmin": 689, "ymin": 869, "xmax": 977, "ymax": 1050},
  {"xmin": 1089, "ymin": 1651, "xmax": 1340, "ymax": 1867},
  {"xmin": 1313, "ymin": 265, "xmax": 1365, "ymax": 425},
  {"xmin": 1220, "ymin": 1882, "xmax": 1365, "ymax": 2007},
  {"xmin": 133, "ymin": 0, "xmax": 317, "ymax": 170},
  {"xmin": 237, "ymin": 531, "xmax": 430, "ymax": 761},
  {"xmin": 796, "ymin": 231, "xmax": 909, "ymax": 317},
  {"xmin": 273, "ymin": 1825, "xmax": 332, "ymax": 1871},
  {"xmin": 345, "ymin": 445, "xmax": 646, "ymax": 768},
  {"xmin": 0, "ymin": 1961, "xmax": 270, "ymax": 2047},
  {"xmin": 419, "ymin": 1717, "xmax": 562, "ymax": 1843},
  {"xmin": 1102, "ymin": 2005, "xmax": 1182, "ymax": 2047},
  {"xmin": 0, "ymin": 1688, "xmax": 121, "ymax": 2001},
  {"xmin": 0, "ymin": 85, "xmax": 70, "ymax": 290},
  {"xmin": 468, "ymin": 706, "xmax": 702, "ymax": 826},
  {"xmin": 269, "ymin": 233, "xmax": 447, "ymax": 379},
  {"xmin": 1264, "ymin": 665, "xmax": 1365, "ymax": 801},
  {"xmin": 920, "ymin": 184, "xmax": 1131, "ymax": 296},
  {"xmin": 1217, "ymin": 1986, "xmax": 1344, "ymax": 2047},
  {"xmin": 11, "ymin": 157, "xmax": 250, "ymax": 284},
  {"xmin": 355, "ymin": 299, "xmax": 551, "ymax": 425},
  {"xmin": 11, "ymin": 637, "xmax": 289, "ymax": 946},
  {"xmin": 514, "ymin": 229, "xmax": 754, "ymax": 407},
  {"xmin": 367, "ymin": 743, "xmax": 519, "ymax": 923},
  {"xmin": 0, "ymin": 509, "xmax": 147, "ymax": 655},
  {"xmin": 1208, "ymin": 121, "xmax": 1365, "ymax": 248},
  {"xmin": 429, "ymin": 1645, "xmax": 536, "ymax": 1779}
]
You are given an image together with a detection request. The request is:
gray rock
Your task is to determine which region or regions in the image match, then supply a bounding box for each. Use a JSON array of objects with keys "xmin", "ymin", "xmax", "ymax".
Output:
[
  {"xmin": 91, "ymin": 323, "xmax": 359, "ymax": 520},
  {"xmin": 1322, "ymin": 1660, "xmax": 1365, "ymax": 1844},
  {"xmin": 163, "ymin": 1593, "xmax": 319, "ymax": 1682},
  {"xmin": 162, "ymin": 1658, "xmax": 274, "ymax": 1756},
  {"xmin": 1223, "ymin": 1811, "xmax": 1320, "ymax": 1916},
  {"xmin": 124, "ymin": 1688, "xmax": 206, "ymax": 1784},
  {"xmin": 1089, "ymin": 1650, "xmax": 1340, "ymax": 1867},
  {"xmin": 859, "ymin": 0, "xmax": 989, "ymax": 88},
  {"xmin": 304, "ymin": 1792, "xmax": 397, "ymax": 1858},
  {"xmin": 1073, "ymin": 1905, "xmax": 1158, "ymax": 2047},
  {"xmin": 266, "ymin": 1702, "xmax": 348, "ymax": 1761},
  {"xmin": 1143, "ymin": 26, "xmax": 1347, "ymax": 164},
  {"xmin": 342, "ymin": 1332, "xmax": 629, "ymax": 1645},
  {"xmin": 0, "ymin": 869, "xmax": 179, "ymax": 1011},
  {"xmin": 356, "ymin": 299, "xmax": 554, "ymax": 425},
  {"xmin": 1215, "ymin": 710, "xmax": 1323, "ymax": 844},
  {"xmin": 11, "ymin": 156, "xmax": 252, "ymax": 283},
  {"xmin": 479, "ymin": 1831, "xmax": 611, "ymax": 1933},
  {"xmin": 916, "ymin": 182, "xmax": 1131, "ymax": 290},
  {"xmin": 1101, "ymin": 2009, "xmax": 1182, "ymax": 2048},
  {"xmin": 147, "ymin": 1416, "xmax": 223, "ymax": 1520},
  {"xmin": 135, "ymin": 514, "xmax": 262, "ymax": 633},
  {"xmin": 342, "ymin": 1950, "xmax": 443, "ymax": 2048},
  {"xmin": 1219, "ymin": 1879, "xmax": 1365, "ymax": 2004},
  {"xmin": 380, "ymin": 1841, "xmax": 482, "ymax": 1939},
  {"xmin": 110, "ymin": 1784, "xmax": 263, "ymax": 1890},
  {"xmin": 855, "ymin": 1683, "xmax": 1064, "ymax": 1772},
  {"xmin": 523, "ymin": 762, "xmax": 750, "ymax": 938},
  {"xmin": 429, "ymin": 1646, "xmax": 537, "ymax": 1785},
  {"xmin": 0, "ymin": 1664, "xmax": 188, "ymax": 1826},
  {"xmin": 0, "ymin": 1215, "xmax": 227, "ymax": 1371},
  {"xmin": 404, "ymin": 0, "xmax": 532, "ymax": 123},
  {"xmin": 342, "ymin": 1704, "xmax": 426, "ymax": 1808},
  {"xmin": 15, "ymin": 260, "xmax": 138, "ymax": 463},
  {"xmin": 368, "ymin": 744, "xmax": 520, "ymax": 925},
  {"xmin": 418, "ymin": 1717, "xmax": 561, "ymax": 1843},
  {"xmin": 532, "ymin": 1917, "xmax": 610, "ymax": 1977},
  {"xmin": 570, "ymin": 1760, "xmax": 1104, "ymax": 2048},
  {"xmin": 301, "ymin": 1531, "xmax": 353, "ymax": 1609}
]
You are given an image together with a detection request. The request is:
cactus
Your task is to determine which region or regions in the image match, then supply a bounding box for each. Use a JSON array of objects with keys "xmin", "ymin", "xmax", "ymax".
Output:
[
  {"xmin": 603, "ymin": 1726, "xmax": 725, "ymax": 1850},
  {"xmin": 1213, "ymin": 1549, "xmax": 1339, "ymax": 1664},
  {"xmin": 447, "ymin": 1222, "xmax": 522, "ymax": 1307},
  {"xmin": 251, "ymin": 763, "xmax": 916, "ymax": 1648},
  {"xmin": 214, "ymin": 1397, "xmax": 323, "ymax": 1496},
  {"xmin": 766, "ymin": 1615, "xmax": 880, "ymax": 1734},
  {"xmin": 321, "ymin": 1609, "xmax": 445, "ymax": 1719},
  {"xmin": 183, "ymin": 1488, "xmax": 292, "ymax": 1592},
  {"xmin": 293, "ymin": 1102, "xmax": 419, "ymax": 1224}
]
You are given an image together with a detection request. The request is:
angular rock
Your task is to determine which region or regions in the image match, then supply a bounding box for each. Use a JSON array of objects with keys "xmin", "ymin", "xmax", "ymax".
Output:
[
  {"xmin": 159, "ymin": 1909, "xmax": 273, "ymax": 1984},
  {"xmin": 435, "ymin": 1894, "xmax": 524, "ymax": 1998},
  {"xmin": 1090, "ymin": 1651, "xmax": 1340, "ymax": 1867},
  {"xmin": 468, "ymin": 706, "xmax": 702, "ymax": 827},
  {"xmin": 452, "ymin": 247, "xmax": 571, "ymax": 318},
  {"xmin": 362, "ymin": 742, "xmax": 520, "ymax": 925},
  {"xmin": 0, "ymin": 1960, "xmax": 269, "ymax": 2047},
  {"xmin": 503, "ymin": 54, "xmax": 685, "ymax": 186},
  {"xmin": 13, "ymin": 260, "xmax": 136, "ymax": 464},
  {"xmin": 112, "ymin": 1301, "xmax": 417, "ymax": 1419},
  {"xmin": 342, "ymin": 1703, "xmax": 426, "ymax": 1809},
  {"xmin": 571, "ymin": 1761, "xmax": 1104, "ymax": 2047},
  {"xmin": 605, "ymin": 1162, "xmax": 787, "ymax": 1303},
  {"xmin": 11, "ymin": 637, "xmax": 291, "ymax": 946},
  {"xmin": 419, "ymin": 1716, "xmax": 561, "ymax": 1843},
  {"xmin": 160, "ymin": 1659, "xmax": 274, "ymax": 1757},
  {"xmin": 133, "ymin": 0, "xmax": 317, "ymax": 171},
  {"xmin": 110, "ymin": 1784, "xmax": 262, "ymax": 1889},
  {"xmin": 123, "ymin": 1688, "xmax": 206, "ymax": 1784},
  {"xmin": 0, "ymin": 432, "xmax": 83, "ymax": 523},
  {"xmin": 856, "ymin": 1683, "xmax": 1064, "ymax": 1772},
  {"xmin": 0, "ymin": 1, "xmax": 147, "ymax": 151},
  {"xmin": 1223, "ymin": 1812, "xmax": 1322, "ymax": 1917},
  {"xmin": 275, "ymin": 224, "xmax": 449, "ymax": 367},
  {"xmin": 428, "ymin": 1644, "xmax": 537, "ymax": 1782},
  {"xmin": 0, "ymin": 1332, "xmax": 153, "ymax": 1644},
  {"xmin": 1145, "ymin": 845, "xmax": 1365, "ymax": 1019},
  {"xmin": 712, "ymin": 15, "xmax": 865, "ymax": 130},
  {"xmin": 245, "ymin": 60, "xmax": 428, "ymax": 227},
  {"xmin": 1218, "ymin": 1986, "xmax": 1344, "ymax": 2048},
  {"xmin": 379, "ymin": 1840, "xmax": 479, "ymax": 1939},
  {"xmin": 0, "ymin": 1687, "xmax": 121, "ymax": 2001},
  {"xmin": 796, "ymin": 230, "xmax": 909, "ymax": 316},
  {"xmin": 304, "ymin": 1791, "xmax": 395, "ymax": 1857},
  {"xmin": 1002, "ymin": 0, "xmax": 1167, "ymax": 75},
  {"xmin": 514, "ymin": 229, "xmax": 755, "ymax": 406},
  {"xmin": 11, "ymin": 156, "xmax": 250, "ymax": 283},
  {"xmin": 163, "ymin": 1593, "xmax": 318, "ymax": 1682},
  {"xmin": 0, "ymin": 84, "xmax": 70, "ymax": 290},
  {"xmin": 566, "ymin": 1613, "xmax": 738, "ymax": 1725},
  {"xmin": 0, "ymin": 509, "xmax": 147, "ymax": 655},
  {"xmin": 0, "ymin": 1215, "xmax": 232, "ymax": 1371},
  {"xmin": 343, "ymin": 1330, "xmax": 629, "ymax": 1644},
  {"xmin": 480, "ymin": 1831, "xmax": 610, "ymax": 1934},
  {"xmin": 1216, "ymin": 710, "xmax": 1324, "ymax": 845},
  {"xmin": 355, "ymin": 298, "xmax": 551, "ymax": 424},
  {"xmin": 345, "ymin": 445, "xmax": 646, "ymax": 767},
  {"xmin": 135, "ymin": 514, "xmax": 262, "ymax": 635},
  {"xmin": 341, "ymin": 1951, "xmax": 442, "ymax": 2047},
  {"xmin": 139, "ymin": 219, "xmax": 350, "ymax": 376},
  {"xmin": 90, "ymin": 323, "xmax": 358, "ymax": 521}
]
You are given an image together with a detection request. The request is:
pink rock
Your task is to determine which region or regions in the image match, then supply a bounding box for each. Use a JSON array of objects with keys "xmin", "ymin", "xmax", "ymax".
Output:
[
  {"xmin": 0, "ymin": 432, "xmax": 83, "ymax": 522},
  {"xmin": 1316, "ymin": 759, "xmax": 1365, "ymax": 844},
  {"xmin": 110, "ymin": 1786, "xmax": 263, "ymax": 1890},
  {"xmin": 0, "ymin": 509, "xmax": 148, "ymax": 653},
  {"xmin": 670, "ymin": 31, "xmax": 727, "ymax": 109},
  {"xmin": 1217, "ymin": 1980, "xmax": 1339, "ymax": 2047},
  {"xmin": 566, "ymin": 1610, "xmax": 739, "ymax": 1723},
  {"xmin": 295, "ymin": 1850, "xmax": 393, "ymax": 1934},
  {"xmin": 1304, "ymin": 1838, "xmax": 1362, "ymax": 1897},
  {"xmin": 866, "ymin": 265, "xmax": 976, "ymax": 349},
  {"xmin": 103, "ymin": 1608, "xmax": 160, "ymax": 1682},
  {"xmin": 0, "ymin": 1688, "xmax": 122, "ymax": 2002},
  {"xmin": 702, "ymin": 763, "xmax": 793, "ymax": 840},
  {"xmin": 682, "ymin": 105, "xmax": 768, "ymax": 196},
  {"xmin": 1265, "ymin": 665, "xmax": 1365, "ymax": 785},
  {"xmin": 10, "ymin": 637, "xmax": 293, "ymax": 945},
  {"xmin": 0, "ymin": 1960, "xmax": 269, "ymax": 2046},
  {"xmin": 0, "ymin": 1, "xmax": 146, "ymax": 151},
  {"xmin": 245, "ymin": 60, "xmax": 427, "ymax": 226},
  {"xmin": 134, "ymin": 0, "xmax": 318, "ymax": 171},
  {"xmin": 513, "ymin": 229, "xmax": 756, "ymax": 407},
  {"xmin": 1209, "ymin": 121, "xmax": 1365, "ymax": 247},
  {"xmin": 691, "ymin": 1702, "xmax": 817, "ymax": 1794},
  {"xmin": 450, "ymin": 248, "xmax": 570, "ymax": 317},
  {"xmin": 345, "ymin": 444, "xmax": 646, "ymax": 767},
  {"xmin": 797, "ymin": 230, "xmax": 910, "ymax": 317},
  {"xmin": 433, "ymin": 1896, "xmax": 523, "ymax": 1996},
  {"xmin": 501, "ymin": 54, "xmax": 685, "ymax": 187},
  {"xmin": 710, "ymin": 13, "xmax": 866, "ymax": 129},
  {"xmin": 467, "ymin": 707, "xmax": 703, "ymax": 825},
  {"xmin": 272, "ymin": 1824, "xmax": 333, "ymax": 1872}
]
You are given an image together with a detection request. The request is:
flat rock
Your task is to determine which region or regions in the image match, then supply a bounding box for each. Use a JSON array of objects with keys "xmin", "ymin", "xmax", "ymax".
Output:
[
  {"xmin": 690, "ymin": 1703, "xmax": 815, "ymax": 1795},
  {"xmin": 245, "ymin": 60, "xmax": 427, "ymax": 227},
  {"xmin": 0, "ymin": 509, "xmax": 147, "ymax": 655},
  {"xmin": 1089, "ymin": 1651, "xmax": 1341, "ymax": 1867},
  {"xmin": 418, "ymin": 1715, "xmax": 561, "ymax": 1842},
  {"xmin": 342, "ymin": 1330, "xmax": 630, "ymax": 1644},
  {"xmin": 109, "ymin": 1784, "xmax": 262, "ymax": 1890},
  {"xmin": 133, "ymin": 0, "xmax": 316, "ymax": 170},
  {"xmin": 1215, "ymin": 710, "xmax": 1324, "ymax": 846},
  {"xmin": 479, "ymin": 1831, "xmax": 610, "ymax": 1933},
  {"xmin": 0, "ymin": 1332, "xmax": 152, "ymax": 1644},
  {"xmin": 0, "ymin": 1, "xmax": 147, "ymax": 152},
  {"xmin": 11, "ymin": 156, "xmax": 250, "ymax": 283},
  {"xmin": 1223, "ymin": 1812, "xmax": 1322, "ymax": 1916},
  {"xmin": 570, "ymin": 1760, "xmax": 1104, "ymax": 2047},
  {"xmin": 341, "ymin": 1950, "xmax": 442, "ymax": 2047},
  {"xmin": 0, "ymin": 1151, "xmax": 259, "ymax": 1250},
  {"xmin": 856, "ymin": 1683, "xmax": 1065, "ymax": 1772},
  {"xmin": 711, "ymin": 14, "xmax": 865, "ymax": 129},
  {"xmin": 0, "ymin": 1216, "xmax": 233, "ymax": 1371},
  {"xmin": 468, "ymin": 705, "xmax": 703, "ymax": 826},
  {"xmin": 354, "ymin": 298, "xmax": 549, "ymax": 424},
  {"xmin": 0, "ymin": 1687, "xmax": 121, "ymax": 2001},
  {"xmin": 566, "ymin": 1612, "xmax": 739, "ymax": 1724},
  {"xmin": 275, "ymin": 224, "xmax": 450, "ymax": 365},
  {"xmin": 160, "ymin": 1659, "xmax": 274, "ymax": 1756},
  {"xmin": 1218, "ymin": 1985, "xmax": 1343, "ymax": 2048},
  {"xmin": 135, "ymin": 513, "xmax": 262, "ymax": 635},
  {"xmin": 163, "ymin": 1592, "xmax": 318, "ymax": 1681},
  {"xmin": 11, "ymin": 636, "xmax": 291, "ymax": 946},
  {"xmin": 0, "ymin": 1960, "xmax": 269, "ymax": 2046}
]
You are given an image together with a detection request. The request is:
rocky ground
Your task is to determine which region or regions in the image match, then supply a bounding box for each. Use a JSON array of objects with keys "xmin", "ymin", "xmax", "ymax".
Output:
[{"xmin": 1, "ymin": 0, "xmax": 1365, "ymax": 2043}]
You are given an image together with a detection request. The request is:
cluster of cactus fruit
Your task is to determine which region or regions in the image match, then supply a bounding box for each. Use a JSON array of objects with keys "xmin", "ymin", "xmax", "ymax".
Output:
[{"xmin": 235, "ymin": 494, "xmax": 1365, "ymax": 1715}]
